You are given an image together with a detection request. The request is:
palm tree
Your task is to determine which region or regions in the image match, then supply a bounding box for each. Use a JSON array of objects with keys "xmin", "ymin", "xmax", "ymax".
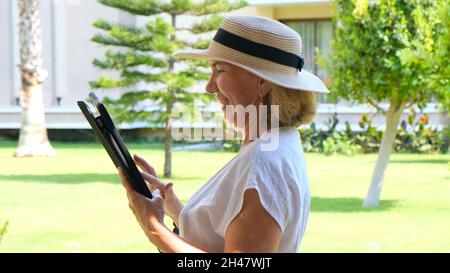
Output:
[{"xmin": 15, "ymin": 0, "xmax": 55, "ymax": 157}]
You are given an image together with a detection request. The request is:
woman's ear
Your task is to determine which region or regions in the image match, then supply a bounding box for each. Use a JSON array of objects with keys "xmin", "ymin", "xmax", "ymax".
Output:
[{"xmin": 258, "ymin": 78, "xmax": 271, "ymax": 98}]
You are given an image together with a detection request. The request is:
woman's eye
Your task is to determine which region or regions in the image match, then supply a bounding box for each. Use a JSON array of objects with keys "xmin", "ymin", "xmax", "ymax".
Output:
[{"xmin": 217, "ymin": 69, "xmax": 224, "ymax": 73}]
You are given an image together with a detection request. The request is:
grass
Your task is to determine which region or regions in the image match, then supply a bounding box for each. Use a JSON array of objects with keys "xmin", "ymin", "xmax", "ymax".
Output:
[{"xmin": 0, "ymin": 140, "xmax": 448, "ymax": 252}]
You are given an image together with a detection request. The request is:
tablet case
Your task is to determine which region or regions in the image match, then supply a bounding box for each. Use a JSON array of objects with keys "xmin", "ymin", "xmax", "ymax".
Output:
[
  {"xmin": 77, "ymin": 92, "xmax": 153, "ymax": 199},
  {"xmin": 78, "ymin": 92, "xmax": 180, "ymax": 240}
]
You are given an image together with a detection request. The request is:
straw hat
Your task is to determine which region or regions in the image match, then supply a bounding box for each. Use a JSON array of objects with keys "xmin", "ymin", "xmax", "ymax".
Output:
[{"xmin": 173, "ymin": 15, "xmax": 329, "ymax": 94}]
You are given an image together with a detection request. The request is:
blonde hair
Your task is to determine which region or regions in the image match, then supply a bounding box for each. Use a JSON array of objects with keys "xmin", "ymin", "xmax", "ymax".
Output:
[{"xmin": 267, "ymin": 84, "xmax": 317, "ymax": 128}]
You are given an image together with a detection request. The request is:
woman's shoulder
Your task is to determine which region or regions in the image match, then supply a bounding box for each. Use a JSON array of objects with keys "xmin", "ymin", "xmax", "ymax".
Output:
[
  {"xmin": 250, "ymin": 128, "xmax": 306, "ymax": 186},
  {"xmin": 209, "ymin": 127, "xmax": 304, "ymax": 189},
  {"xmin": 246, "ymin": 127, "xmax": 302, "ymax": 161}
]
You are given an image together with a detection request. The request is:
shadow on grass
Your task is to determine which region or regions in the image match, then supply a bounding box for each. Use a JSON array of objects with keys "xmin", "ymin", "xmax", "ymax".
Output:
[
  {"xmin": 389, "ymin": 159, "xmax": 448, "ymax": 164},
  {"xmin": 0, "ymin": 174, "xmax": 402, "ymax": 213},
  {"xmin": 0, "ymin": 173, "xmax": 119, "ymax": 184},
  {"xmin": 311, "ymin": 197, "xmax": 399, "ymax": 213},
  {"xmin": 0, "ymin": 173, "xmax": 205, "ymax": 185}
]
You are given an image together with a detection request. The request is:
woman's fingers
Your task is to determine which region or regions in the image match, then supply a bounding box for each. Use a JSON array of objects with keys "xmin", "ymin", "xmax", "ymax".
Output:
[
  {"xmin": 141, "ymin": 171, "xmax": 166, "ymax": 192},
  {"xmin": 119, "ymin": 168, "xmax": 139, "ymax": 200},
  {"xmin": 119, "ymin": 167, "xmax": 166, "ymax": 234},
  {"xmin": 119, "ymin": 167, "xmax": 140, "ymax": 213},
  {"xmin": 151, "ymin": 190, "xmax": 164, "ymax": 206},
  {"xmin": 134, "ymin": 154, "xmax": 157, "ymax": 177},
  {"xmin": 133, "ymin": 155, "xmax": 167, "ymax": 196},
  {"xmin": 165, "ymin": 183, "xmax": 174, "ymax": 197},
  {"xmin": 119, "ymin": 167, "xmax": 133, "ymax": 191}
]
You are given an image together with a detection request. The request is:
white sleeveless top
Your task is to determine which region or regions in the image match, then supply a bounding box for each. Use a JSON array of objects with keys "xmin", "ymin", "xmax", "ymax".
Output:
[{"xmin": 178, "ymin": 127, "xmax": 311, "ymax": 253}]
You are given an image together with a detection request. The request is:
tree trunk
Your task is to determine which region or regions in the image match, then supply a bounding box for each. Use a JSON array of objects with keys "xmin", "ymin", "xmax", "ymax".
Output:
[
  {"xmin": 164, "ymin": 101, "xmax": 173, "ymax": 178},
  {"xmin": 163, "ymin": 14, "xmax": 177, "ymax": 178},
  {"xmin": 363, "ymin": 100, "xmax": 406, "ymax": 207},
  {"xmin": 15, "ymin": 82, "xmax": 55, "ymax": 157},
  {"xmin": 15, "ymin": 0, "xmax": 55, "ymax": 157}
]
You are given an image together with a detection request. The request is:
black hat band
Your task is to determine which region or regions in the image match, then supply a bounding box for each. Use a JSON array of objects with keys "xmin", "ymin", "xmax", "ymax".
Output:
[{"xmin": 213, "ymin": 28, "xmax": 305, "ymax": 71}]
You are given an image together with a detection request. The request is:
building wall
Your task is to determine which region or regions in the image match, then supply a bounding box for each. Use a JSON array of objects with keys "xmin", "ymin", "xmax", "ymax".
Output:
[
  {"xmin": 0, "ymin": 0, "xmax": 13, "ymax": 107},
  {"xmin": 274, "ymin": 3, "xmax": 332, "ymax": 20},
  {"xmin": 0, "ymin": 0, "xmax": 123, "ymax": 110},
  {"xmin": 0, "ymin": 0, "xmax": 132, "ymax": 130},
  {"xmin": 233, "ymin": 2, "xmax": 332, "ymax": 20}
]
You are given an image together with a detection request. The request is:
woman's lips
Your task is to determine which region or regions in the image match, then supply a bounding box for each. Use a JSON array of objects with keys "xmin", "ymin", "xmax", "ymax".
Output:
[{"xmin": 217, "ymin": 95, "xmax": 229, "ymax": 106}]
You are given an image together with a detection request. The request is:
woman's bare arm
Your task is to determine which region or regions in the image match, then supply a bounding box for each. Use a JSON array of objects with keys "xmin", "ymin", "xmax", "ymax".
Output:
[
  {"xmin": 224, "ymin": 189, "xmax": 282, "ymax": 252},
  {"xmin": 150, "ymin": 189, "xmax": 282, "ymax": 253}
]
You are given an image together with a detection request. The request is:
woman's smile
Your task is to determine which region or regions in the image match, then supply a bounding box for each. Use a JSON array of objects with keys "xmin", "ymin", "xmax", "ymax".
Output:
[{"xmin": 216, "ymin": 94, "xmax": 230, "ymax": 107}]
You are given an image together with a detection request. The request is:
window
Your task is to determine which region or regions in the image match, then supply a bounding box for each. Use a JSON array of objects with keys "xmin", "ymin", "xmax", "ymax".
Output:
[{"xmin": 283, "ymin": 20, "xmax": 333, "ymax": 103}]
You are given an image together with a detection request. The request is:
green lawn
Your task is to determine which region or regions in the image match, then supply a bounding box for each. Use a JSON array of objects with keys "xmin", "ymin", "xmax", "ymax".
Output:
[{"xmin": 0, "ymin": 140, "xmax": 448, "ymax": 252}]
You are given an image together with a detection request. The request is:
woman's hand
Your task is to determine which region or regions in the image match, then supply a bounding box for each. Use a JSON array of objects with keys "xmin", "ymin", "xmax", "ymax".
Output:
[
  {"xmin": 119, "ymin": 167, "xmax": 165, "ymax": 241},
  {"xmin": 133, "ymin": 155, "xmax": 183, "ymax": 225}
]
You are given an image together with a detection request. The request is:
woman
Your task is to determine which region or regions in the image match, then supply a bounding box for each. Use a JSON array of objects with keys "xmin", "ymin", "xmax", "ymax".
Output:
[{"xmin": 118, "ymin": 15, "xmax": 329, "ymax": 253}]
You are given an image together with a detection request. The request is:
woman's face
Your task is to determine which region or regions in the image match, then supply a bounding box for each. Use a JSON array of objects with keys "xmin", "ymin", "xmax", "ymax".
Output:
[{"xmin": 205, "ymin": 61, "xmax": 261, "ymax": 111}]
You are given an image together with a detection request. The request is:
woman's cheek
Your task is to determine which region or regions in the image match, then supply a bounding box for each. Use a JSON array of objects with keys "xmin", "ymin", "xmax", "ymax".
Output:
[
  {"xmin": 216, "ymin": 76, "xmax": 226, "ymax": 91},
  {"xmin": 216, "ymin": 82, "xmax": 231, "ymax": 101}
]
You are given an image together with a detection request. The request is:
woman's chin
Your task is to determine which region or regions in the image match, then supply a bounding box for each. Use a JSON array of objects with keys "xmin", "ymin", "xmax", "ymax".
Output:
[{"xmin": 223, "ymin": 113, "xmax": 244, "ymax": 133}]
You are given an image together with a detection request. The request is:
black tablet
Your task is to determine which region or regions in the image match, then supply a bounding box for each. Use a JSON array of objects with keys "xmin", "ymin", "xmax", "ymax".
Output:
[{"xmin": 77, "ymin": 92, "xmax": 153, "ymax": 199}]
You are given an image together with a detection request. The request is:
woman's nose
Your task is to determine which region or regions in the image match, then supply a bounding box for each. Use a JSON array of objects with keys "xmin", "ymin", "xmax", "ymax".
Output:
[{"xmin": 205, "ymin": 76, "xmax": 217, "ymax": 94}]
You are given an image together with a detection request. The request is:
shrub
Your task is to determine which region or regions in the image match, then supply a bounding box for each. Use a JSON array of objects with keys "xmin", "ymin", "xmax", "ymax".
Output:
[
  {"xmin": 300, "ymin": 111, "xmax": 447, "ymax": 155},
  {"xmin": 223, "ymin": 139, "xmax": 241, "ymax": 152},
  {"xmin": 395, "ymin": 109, "xmax": 448, "ymax": 154},
  {"xmin": 323, "ymin": 134, "xmax": 362, "ymax": 156},
  {"xmin": 223, "ymin": 111, "xmax": 448, "ymax": 155}
]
